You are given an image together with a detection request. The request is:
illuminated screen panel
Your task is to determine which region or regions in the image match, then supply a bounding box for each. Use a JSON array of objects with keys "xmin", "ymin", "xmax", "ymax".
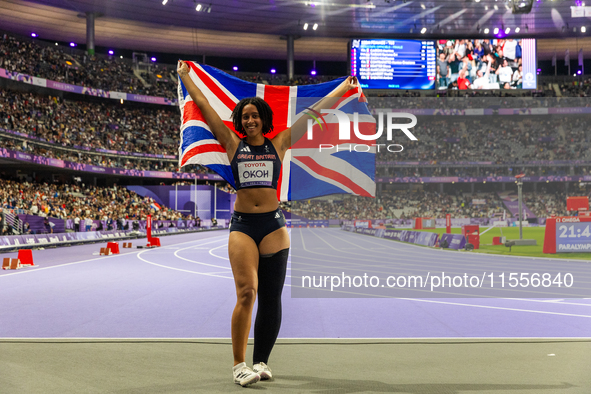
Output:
[
  {"xmin": 433, "ymin": 38, "xmax": 537, "ymax": 90},
  {"xmin": 350, "ymin": 39, "xmax": 436, "ymax": 90}
]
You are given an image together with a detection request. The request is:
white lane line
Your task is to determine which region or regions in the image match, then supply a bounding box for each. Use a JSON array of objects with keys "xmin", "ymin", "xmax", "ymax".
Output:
[
  {"xmin": 173, "ymin": 243, "xmax": 233, "ymax": 270},
  {"xmin": 0, "ymin": 234, "xmax": 228, "ymax": 278},
  {"xmin": 408, "ymin": 298, "xmax": 591, "ymax": 319},
  {"xmin": 0, "ymin": 255, "xmax": 120, "ymax": 277},
  {"xmin": 176, "ymin": 243, "xmax": 293, "ymax": 277},
  {"xmin": 208, "ymin": 244, "xmax": 228, "ymax": 260},
  {"xmin": 315, "ymin": 228, "xmax": 591, "ymax": 277},
  {"xmin": 290, "ymin": 281, "xmax": 591, "ymax": 318},
  {"xmin": 334, "ymin": 228, "xmax": 591, "ymax": 264},
  {"xmin": 136, "ymin": 249, "xmax": 234, "ymax": 279},
  {"xmin": 140, "ymin": 238, "xmax": 295, "ymax": 285},
  {"xmin": 138, "ymin": 249, "xmax": 293, "ymax": 286}
]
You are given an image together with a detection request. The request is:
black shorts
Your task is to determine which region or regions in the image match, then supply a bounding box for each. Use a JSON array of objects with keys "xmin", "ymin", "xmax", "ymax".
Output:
[{"xmin": 229, "ymin": 208, "xmax": 286, "ymax": 245}]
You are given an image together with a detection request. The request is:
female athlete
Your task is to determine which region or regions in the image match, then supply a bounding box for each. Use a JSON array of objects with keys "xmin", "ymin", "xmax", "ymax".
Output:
[{"xmin": 178, "ymin": 61, "xmax": 358, "ymax": 386}]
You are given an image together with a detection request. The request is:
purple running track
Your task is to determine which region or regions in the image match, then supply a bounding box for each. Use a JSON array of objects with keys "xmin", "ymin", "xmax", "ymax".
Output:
[{"xmin": 0, "ymin": 229, "xmax": 590, "ymax": 338}]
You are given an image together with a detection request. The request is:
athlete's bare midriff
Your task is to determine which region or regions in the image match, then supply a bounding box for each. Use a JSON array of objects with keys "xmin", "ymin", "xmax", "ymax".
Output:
[{"xmin": 233, "ymin": 188, "xmax": 279, "ymax": 213}]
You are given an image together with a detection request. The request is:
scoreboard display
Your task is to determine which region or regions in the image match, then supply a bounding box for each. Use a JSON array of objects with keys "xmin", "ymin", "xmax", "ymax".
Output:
[
  {"xmin": 543, "ymin": 216, "xmax": 591, "ymax": 253},
  {"xmin": 556, "ymin": 221, "xmax": 591, "ymax": 252},
  {"xmin": 350, "ymin": 39, "xmax": 436, "ymax": 90}
]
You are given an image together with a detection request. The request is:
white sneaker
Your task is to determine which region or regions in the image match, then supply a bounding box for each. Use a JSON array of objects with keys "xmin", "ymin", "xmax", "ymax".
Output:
[
  {"xmin": 252, "ymin": 362, "xmax": 273, "ymax": 380},
  {"xmin": 233, "ymin": 362, "xmax": 260, "ymax": 387}
]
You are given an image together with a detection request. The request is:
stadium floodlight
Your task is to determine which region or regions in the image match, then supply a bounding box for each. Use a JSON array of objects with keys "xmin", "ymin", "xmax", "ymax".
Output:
[
  {"xmin": 493, "ymin": 27, "xmax": 499, "ymax": 35},
  {"xmin": 162, "ymin": 0, "xmax": 168, "ymax": 4},
  {"xmin": 69, "ymin": 42, "xmax": 76, "ymax": 47},
  {"xmin": 582, "ymin": 26, "xmax": 587, "ymax": 33},
  {"xmin": 515, "ymin": 27, "xmax": 520, "ymax": 33},
  {"xmin": 108, "ymin": 50, "xmax": 114, "ymax": 55},
  {"xmin": 151, "ymin": 57, "xmax": 157, "ymax": 62},
  {"xmin": 505, "ymin": 27, "xmax": 511, "ymax": 34},
  {"xmin": 31, "ymin": 33, "xmax": 37, "ymax": 37},
  {"xmin": 233, "ymin": 66, "xmax": 238, "ymax": 71},
  {"xmin": 270, "ymin": 69, "xmax": 276, "ymax": 74},
  {"xmin": 196, "ymin": 3, "xmax": 202, "ymax": 11},
  {"xmin": 484, "ymin": 28, "xmax": 489, "ymax": 34},
  {"xmin": 311, "ymin": 70, "xmax": 317, "ymax": 75},
  {"xmin": 420, "ymin": 27, "xmax": 427, "ymax": 34},
  {"xmin": 511, "ymin": 0, "xmax": 533, "ymax": 14},
  {"xmin": 303, "ymin": 23, "xmax": 309, "ymax": 30},
  {"xmin": 313, "ymin": 23, "xmax": 318, "ymax": 30}
]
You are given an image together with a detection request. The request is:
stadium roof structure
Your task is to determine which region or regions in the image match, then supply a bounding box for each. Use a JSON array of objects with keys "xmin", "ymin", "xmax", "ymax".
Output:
[{"xmin": 1, "ymin": 0, "xmax": 590, "ymax": 60}]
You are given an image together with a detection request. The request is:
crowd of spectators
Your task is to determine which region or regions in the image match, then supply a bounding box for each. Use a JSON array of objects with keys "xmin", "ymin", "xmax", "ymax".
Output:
[
  {"xmin": 285, "ymin": 188, "xmax": 590, "ymax": 221},
  {"xmin": 0, "ymin": 177, "xmax": 192, "ymax": 230},
  {"xmin": 0, "ymin": 33, "xmax": 339, "ymax": 101},
  {"xmin": 368, "ymin": 94, "xmax": 591, "ymax": 110},
  {"xmin": 378, "ymin": 165, "xmax": 591, "ymax": 178},
  {"xmin": 172, "ymin": 180, "xmax": 236, "ymax": 194},
  {"xmin": 3, "ymin": 33, "xmax": 591, "ymax": 208},
  {"xmin": 0, "ymin": 136, "xmax": 179, "ymax": 172},
  {"xmin": 287, "ymin": 190, "xmax": 507, "ymax": 220},
  {"xmin": 525, "ymin": 190, "xmax": 585, "ymax": 218},
  {"xmin": 0, "ymin": 34, "xmax": 175, "ymax": 99},
  {"xmin": 436, "ymin": 39, "xmax": 523, "ymax": 90},
  {"xmin": 7, "ymin": 32, "xmax": 591, "ymax": 103},
  {"xmin": 376, "ymin": 116, "xmax": 591, "ymax": 164},
  {"xmin": 2, "ymin": 83, "xmax": 591, "ymax": 180},
  {"xmin": 1, "ymin": 172, "xmax": 586, "ymax": 234},
  {"xmin": 0, "ymin": 88, "xmax": 179, "ymax": 156}
]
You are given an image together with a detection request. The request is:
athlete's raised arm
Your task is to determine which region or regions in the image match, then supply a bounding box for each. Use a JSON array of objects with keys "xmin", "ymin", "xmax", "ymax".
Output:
[
  {"xmin": 271, "ymin": 76, "xmax": 359, "ymax": 157},
  {"xmin": 177, "ymin": 60, "xmax": 240, "ymax": 157}
]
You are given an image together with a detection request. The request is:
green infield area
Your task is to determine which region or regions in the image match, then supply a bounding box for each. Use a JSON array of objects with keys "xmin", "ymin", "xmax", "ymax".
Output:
[{"xmin": 412, "ymin": 226, "xmax": 591, "ymax": 260}]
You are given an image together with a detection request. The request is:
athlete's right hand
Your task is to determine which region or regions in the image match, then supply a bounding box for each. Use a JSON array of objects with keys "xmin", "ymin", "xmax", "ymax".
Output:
[{"xmin": 177, "ymin": 60, "xmax": 189, "ymax": 78}]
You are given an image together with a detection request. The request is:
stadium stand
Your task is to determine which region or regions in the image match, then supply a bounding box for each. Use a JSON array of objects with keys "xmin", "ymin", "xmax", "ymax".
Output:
[
  {"xmin": 2, "ymin": 31, "xmax": 591, "ymax": 229},
  {"xmin": 0, "ymin": 177, "xmax": 192, "ymax": 234},
  {"xmin": 1, "ymin": 33, "xmax": 176, "ymax": 99}
]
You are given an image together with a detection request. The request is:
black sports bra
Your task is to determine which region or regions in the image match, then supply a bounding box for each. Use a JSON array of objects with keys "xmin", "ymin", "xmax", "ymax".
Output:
[{"xmin": 230, "ymin": 138, "xmax": 282, "ymax": 190}]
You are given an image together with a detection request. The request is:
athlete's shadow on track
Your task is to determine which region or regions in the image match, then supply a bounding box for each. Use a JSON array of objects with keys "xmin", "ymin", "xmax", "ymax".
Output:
[{"xmin": 259, "ymin": 376, "xmax": 575, "ymax": 393}]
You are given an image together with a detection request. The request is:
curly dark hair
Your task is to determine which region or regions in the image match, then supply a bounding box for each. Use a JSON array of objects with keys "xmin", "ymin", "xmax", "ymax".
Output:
[{"xmin": 231, "ymin": 97, "xmax": 274, "ymax": 137}]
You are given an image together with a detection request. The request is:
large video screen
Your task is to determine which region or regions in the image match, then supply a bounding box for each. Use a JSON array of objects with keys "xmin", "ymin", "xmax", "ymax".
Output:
[
  {"xmin": 350, "ymin": 39, "xmax": 436, "ymax": 90},
  {"xmin": 434, "ymin": 38, "xmax": 537, "ymax": 90},
  {"xmin": 350, "ymin": 38, "xmax": 537, "ymax": 91}
]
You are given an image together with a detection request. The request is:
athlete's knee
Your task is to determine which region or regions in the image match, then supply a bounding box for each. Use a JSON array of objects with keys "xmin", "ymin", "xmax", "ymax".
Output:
[{"xmin": 236, "ymin": 286, "xmax": 257, "ymax": 306}]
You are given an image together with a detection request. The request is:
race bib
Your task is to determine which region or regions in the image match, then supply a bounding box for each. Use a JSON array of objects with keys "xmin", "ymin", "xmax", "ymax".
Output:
[{"xmin": 238, "ymin": 161, "xmax": 273, "ymax": 187}]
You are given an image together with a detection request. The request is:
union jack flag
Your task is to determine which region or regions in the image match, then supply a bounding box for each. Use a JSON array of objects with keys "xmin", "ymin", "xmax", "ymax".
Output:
[{"xmin": 178, "ymin": 62, "xmax": 376, "ymax": 201}]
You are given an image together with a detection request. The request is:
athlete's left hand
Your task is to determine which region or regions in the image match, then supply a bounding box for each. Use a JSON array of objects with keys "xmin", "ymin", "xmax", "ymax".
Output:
[{"xmin": 335, "ymin": 76, "xmax": 359, "ymax": 96}]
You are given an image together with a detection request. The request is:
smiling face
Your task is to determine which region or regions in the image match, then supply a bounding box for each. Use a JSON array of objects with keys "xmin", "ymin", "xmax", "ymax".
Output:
[
  {"xmin": 241, "ymin": 104, "xmax": 262, "ymax": 138},
  {"xmin": 231, "ymin": 97, "xmax": 274, "ymax": 138}
]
